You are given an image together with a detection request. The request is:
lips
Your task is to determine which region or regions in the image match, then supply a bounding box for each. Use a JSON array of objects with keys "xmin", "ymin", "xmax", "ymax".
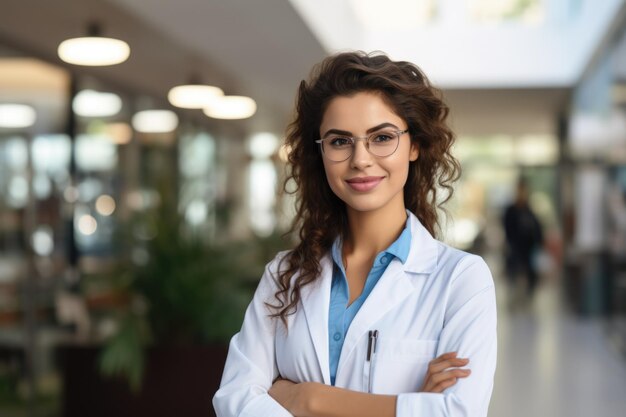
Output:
[{"xmin": 345, "ymin": 176, "xmax": 384, "ymax": 192}]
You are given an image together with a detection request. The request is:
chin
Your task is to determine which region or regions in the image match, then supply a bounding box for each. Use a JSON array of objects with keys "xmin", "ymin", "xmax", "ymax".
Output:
[{"xmin": 342, "ymin": 197, "xmax": 391, "ymax": 213}]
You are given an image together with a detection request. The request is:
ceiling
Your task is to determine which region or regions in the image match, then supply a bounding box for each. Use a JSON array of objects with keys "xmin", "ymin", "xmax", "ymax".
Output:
[
  {"xmin": 291, "ymin": 0, "xmax": 626, "ymax": 88},
  {"xmin": 105, "ymin": 0, "xmax": 328, "ymax": 132},
  {"xmin": 445, "ymin": 87, "xmax": 570, "ymax": 136},
  {"xmin": 0, "ymin": 0, "xmax": 326, "ymax": 136},
  {"xmin": 0, "ymin": 0, "xmax": 618, "ymax": 138},
  {"xmin": 0, "ymin": 58, "xmax": 69, "ymax": 134}
]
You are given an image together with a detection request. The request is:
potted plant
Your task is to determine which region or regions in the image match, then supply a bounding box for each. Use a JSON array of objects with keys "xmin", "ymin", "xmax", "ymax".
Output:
[{"xmin": 62, "ymin": 179, "xmax": 288, "ymax": 417}]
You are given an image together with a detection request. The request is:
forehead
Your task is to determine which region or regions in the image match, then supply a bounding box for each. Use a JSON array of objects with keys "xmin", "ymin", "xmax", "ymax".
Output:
[{"xmin": 320, "ymin": 92, "xmax": 404, "ymax": 133}]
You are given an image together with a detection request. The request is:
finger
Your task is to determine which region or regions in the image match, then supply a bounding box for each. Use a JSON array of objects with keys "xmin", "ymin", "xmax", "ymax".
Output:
[
  {"xmin": 430, "ymin": 352, "xmax": 458, "ymax": 364},
  {"xmin": 423, "ymin": 354, "xmax": 469, "ymax": 383},
  {"xmin": 430, "ymin": 369, "xmax": 471, "ymax": 385},
  {"xmin": 427, "ymin": 354, "xmax": 468, "ymax": 370},
  {"xmin": 425, "ymin": 362, "xmax": 469, "ymax": 384},
  {"xmin": 431, "ymin": 377, "xmax": 459, "ymax": 393},
  {"xmin": 427, "ymin": 358, "xmax": 469, "ymax": 375},
  {"xmin": 421, "ymin": 368, "xmax": 470, "ymax": 393},
  {"xmin": 425, "ymin": 369, "xmax": 471, "ymax": 392}
]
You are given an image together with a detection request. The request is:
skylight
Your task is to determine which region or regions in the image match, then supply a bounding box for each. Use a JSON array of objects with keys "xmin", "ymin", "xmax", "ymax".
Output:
[{"xmin": 289, "ymin": 0, "xmax": 623, "ymax": 88}]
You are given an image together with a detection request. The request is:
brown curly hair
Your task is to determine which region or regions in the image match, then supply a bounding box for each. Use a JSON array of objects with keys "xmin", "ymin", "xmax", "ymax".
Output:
[{"xmin": 269, "ymin": 51, "xmax": 460, "ymax": 325}]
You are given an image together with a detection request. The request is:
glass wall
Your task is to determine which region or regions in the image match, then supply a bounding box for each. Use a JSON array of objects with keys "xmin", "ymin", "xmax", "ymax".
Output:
[
  {"xmin": 566, "ymin": 23, "xmax": 626, "ymax": 349},
  {"xmin": 0, "ymin": 36, "xmax": 283, "ymax": 415},
  {"xmin": 447, "ymin": 134, "xmax": 560, "ymax": 259},
  {"xmin": 0, "ymin": 43, "xmax": 71, "ymax": 414}
]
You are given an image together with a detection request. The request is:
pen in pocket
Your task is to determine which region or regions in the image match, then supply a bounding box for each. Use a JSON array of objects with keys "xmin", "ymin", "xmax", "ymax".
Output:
[{"xmin": 366, "ymin": 330, "xmax": 378, "ymax": 393}]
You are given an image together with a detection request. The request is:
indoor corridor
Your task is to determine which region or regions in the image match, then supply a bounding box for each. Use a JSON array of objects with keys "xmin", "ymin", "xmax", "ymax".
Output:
[
  {"xmin": 1, "ymin": 1, "xmax": 626, "ymax": 416},
  {"xmin": 487, "ymin": 256, "xmax": 626, "ymax": 417}
]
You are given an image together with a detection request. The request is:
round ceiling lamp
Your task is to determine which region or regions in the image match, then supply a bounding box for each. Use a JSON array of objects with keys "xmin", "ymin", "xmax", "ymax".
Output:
[
  {"xmin": 0, "ymin": 104, "xmax": 36, "ymax": 128},
  {"xmin": 58, "ymin": 23, "xmax": 130, "ymax": 66},
  {"xmin": 131, "ymin": 110, "xmax": 179, "ymax": 133},
  {"xmin": 203, "ymin": 95, "xmax": 257, "ymax": 120},
  {"xmin": 168, "ymin": 84, "xmax": 223, "ymax": 109},
  {"xmin": 73, "ymin": 89, "xmax": 123, "ymax": 117}
]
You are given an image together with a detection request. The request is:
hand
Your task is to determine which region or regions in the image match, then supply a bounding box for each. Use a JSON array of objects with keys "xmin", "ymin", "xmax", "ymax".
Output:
[
  {"xmin": 269, "ymin": 378, "xmax": 314, "ymax": 416},
  {"xmin": 419, "ymin": 352, "xmax": 471, "ymax": 393}
]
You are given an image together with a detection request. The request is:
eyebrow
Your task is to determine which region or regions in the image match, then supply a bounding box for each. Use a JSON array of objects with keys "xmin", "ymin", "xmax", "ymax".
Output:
[{"xmin": 321, "ymin": 122, "xmax": 400, "ymax": 139}]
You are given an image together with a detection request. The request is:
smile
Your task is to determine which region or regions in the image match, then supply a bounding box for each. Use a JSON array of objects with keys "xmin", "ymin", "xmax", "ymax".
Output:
[{"xmin": 345, "ymin": 176, "xmax": 384, "ymax": 192}]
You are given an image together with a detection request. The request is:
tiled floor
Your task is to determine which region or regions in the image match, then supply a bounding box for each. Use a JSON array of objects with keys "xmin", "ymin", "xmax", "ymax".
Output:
[{"xmin": 488, "ymin": 268, "xmax": 626, "ymax": 417}]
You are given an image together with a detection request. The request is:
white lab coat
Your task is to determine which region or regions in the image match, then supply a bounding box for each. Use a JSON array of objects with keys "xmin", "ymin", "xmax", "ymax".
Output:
[{"xmin": 213, "ymin": 213, "xmax": 497, "ymax": 417}]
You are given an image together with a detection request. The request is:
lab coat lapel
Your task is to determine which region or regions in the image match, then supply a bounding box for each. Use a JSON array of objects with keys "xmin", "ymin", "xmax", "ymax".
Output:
[
  {"xmin": 336, "ymin": 213, "xmax": 439, "ymax": 378},
  {"xmin": 300, "ymin": 253, "xmax": 333, "ymax": 385},
  {"xmin": 337, "ymin": 260, "xmax": 414, "ymax": 375}
]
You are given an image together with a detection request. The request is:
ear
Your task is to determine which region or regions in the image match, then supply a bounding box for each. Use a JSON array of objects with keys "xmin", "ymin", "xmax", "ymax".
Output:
[{"xmin": 409, "ymin": 141, "xmax": 419, "ymax": 161}]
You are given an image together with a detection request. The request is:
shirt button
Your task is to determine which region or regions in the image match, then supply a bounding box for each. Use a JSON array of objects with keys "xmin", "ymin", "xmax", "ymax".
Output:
[
  {"xmin": 380, "ymin": 255, "xmax": 389, "ymax": 264},
  {"xmin": 333, "ymin": 332, "xmax": 342, "ymax": 341}
]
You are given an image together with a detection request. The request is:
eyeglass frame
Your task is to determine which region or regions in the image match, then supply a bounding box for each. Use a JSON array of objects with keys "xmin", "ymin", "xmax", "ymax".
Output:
[{"xmin": 315, "ymin": 129, "xmax": 409, "ymax": 162}]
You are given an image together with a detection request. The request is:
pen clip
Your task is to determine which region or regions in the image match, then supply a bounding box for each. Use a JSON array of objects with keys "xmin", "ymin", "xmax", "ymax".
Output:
[
  {"xmin": 366, "ymin": 330, "xmax": 379, "ymax": 362},
  {"xmin": 371, "ymin": 330, "xmax": 378, "ymax": 356},
  {"xmin": 366, "ymin": 330, "xmax": 379, "ymax": 394}
]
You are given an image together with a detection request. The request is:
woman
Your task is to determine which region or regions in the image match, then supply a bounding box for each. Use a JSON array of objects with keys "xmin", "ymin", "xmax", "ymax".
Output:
[{"xmin": 213, "ymin": 51, "xmax": 497, "ymax": 417}]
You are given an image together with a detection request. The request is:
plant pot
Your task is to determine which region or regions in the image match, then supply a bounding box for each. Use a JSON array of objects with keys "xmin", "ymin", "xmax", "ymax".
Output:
[{"xmin": 60, "ymin": 344, "xmax": 228, "ymax": 417}]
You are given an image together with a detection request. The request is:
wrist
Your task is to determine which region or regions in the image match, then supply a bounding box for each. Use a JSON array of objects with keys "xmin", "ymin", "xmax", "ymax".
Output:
[{"xmin": 298, "ymin": 382, "xmax": 322, "ymax": 417}]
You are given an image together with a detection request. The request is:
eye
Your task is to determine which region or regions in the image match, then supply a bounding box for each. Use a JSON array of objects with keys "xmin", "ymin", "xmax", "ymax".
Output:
[
  {"xmin": 371, "ymin": 132, "xmax": 394, "ymax": 143},
  {"xmin": 328, "ymin": 136, "xmax": 353, "ymax": 147}
]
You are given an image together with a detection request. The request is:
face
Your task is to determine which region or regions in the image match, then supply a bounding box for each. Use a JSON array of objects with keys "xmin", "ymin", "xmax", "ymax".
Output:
[{"xmin": 319, "ymin": 91, "xmax": 419, "ymax": 216}]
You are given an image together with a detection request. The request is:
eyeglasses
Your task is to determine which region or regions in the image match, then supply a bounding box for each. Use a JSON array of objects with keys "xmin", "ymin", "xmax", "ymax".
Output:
[{"xmin": 315, "ymin": 129, "xmax": 408, "ymax": 162}]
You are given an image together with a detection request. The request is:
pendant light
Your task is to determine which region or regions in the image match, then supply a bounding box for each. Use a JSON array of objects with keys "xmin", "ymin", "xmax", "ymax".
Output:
[
  {"xmin": 132, "ymin": 110, "xmax": 179, "ymax": 133},
  {"xmin": 0, "ymin": 104, "xmax": 36, "ymax": 128},
  {"xmin": 73, "ymin": 89, "xmax": 123, "ymax": 117},
  {"xmin": 203, "ymin": 95, "xmax": 257, "ymax": 120},
  {"xmin": 58, "ymin": 23, "xmax": 130, "ymax": 66},
  {"xmin": 168, "ymin": 75, "xmax": 223, "ymax": 109}
]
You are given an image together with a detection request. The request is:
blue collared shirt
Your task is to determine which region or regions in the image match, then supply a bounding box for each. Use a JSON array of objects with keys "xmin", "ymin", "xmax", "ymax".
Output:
[{"xmin": 328, "ymin": 218, "xmax": 412, "ymax": 385}]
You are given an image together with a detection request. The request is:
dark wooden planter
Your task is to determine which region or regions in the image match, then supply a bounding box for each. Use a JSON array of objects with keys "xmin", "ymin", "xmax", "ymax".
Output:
[{"xmin": 60, "ymin": 344, "xmax": 228, "ymax": 417}]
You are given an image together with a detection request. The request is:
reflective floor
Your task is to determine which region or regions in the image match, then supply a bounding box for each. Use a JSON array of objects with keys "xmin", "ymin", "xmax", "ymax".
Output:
[{"xmin": 488, "ymin": 263, "xmax": 626, "ymax": 417}]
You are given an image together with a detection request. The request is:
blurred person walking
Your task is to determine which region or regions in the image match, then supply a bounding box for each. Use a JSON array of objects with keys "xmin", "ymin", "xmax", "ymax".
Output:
[{"xmin": 503, "ymin": 179, "xmax": 544, "ymax": 302}]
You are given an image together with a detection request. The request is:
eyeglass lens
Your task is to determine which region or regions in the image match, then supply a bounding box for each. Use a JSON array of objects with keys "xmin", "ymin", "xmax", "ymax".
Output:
[{"xmin": 322, "ymin": 130, "xmax": 400, "ymax": 161}]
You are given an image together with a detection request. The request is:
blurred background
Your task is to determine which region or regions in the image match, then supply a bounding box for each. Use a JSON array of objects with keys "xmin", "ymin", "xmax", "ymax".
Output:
[{"xmin": 0, "ymin": 0, "xmax": 625, "ymax": 416}]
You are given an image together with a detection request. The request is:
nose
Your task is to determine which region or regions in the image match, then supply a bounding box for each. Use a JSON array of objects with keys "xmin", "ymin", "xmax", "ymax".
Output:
[{"xmin": 350, "ymin": 139, "xmax": 373, "ymax": 169}]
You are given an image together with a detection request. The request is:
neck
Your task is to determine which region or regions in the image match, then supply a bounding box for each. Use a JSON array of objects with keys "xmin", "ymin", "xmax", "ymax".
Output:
[{"xmin": 343, "ymin": 205, "xmax": 408, "ymax": 259}]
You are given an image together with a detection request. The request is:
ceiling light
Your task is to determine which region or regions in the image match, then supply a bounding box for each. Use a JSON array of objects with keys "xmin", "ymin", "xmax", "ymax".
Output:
[
  {"xmin": 58, "ymin": 23, "xmax": 130, "ymax": 66},
  {"xmin": 249, "ymin": 133, "xmax": 279, "ymax": 159},
  {"xmin": 203, "ymin": 95, "xmax": 257, "ymax": 120},
  {"xmin": 168, "ymin": 84, "xmax": 223, "ymax": 109},
  {"xmin": 468, "ymin": 0, "xmax": 544, "ymax": 24},
  {"xmin": 131, "ymin": 110, "xmax": 179, "ymax": 133},
  {"xmin": 349, "ymin": 0, "xmax": 436, "ymax": 28},
  {"xmin": 73, "ymin": 89, "xmax": 122, "ymax": 117},
  {"xmin": 0, "ymin": 104, "xmax": 36, "ymax": 128}
]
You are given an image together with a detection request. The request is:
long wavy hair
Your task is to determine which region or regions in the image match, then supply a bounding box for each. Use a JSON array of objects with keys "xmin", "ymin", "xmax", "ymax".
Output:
[{"xmin": 269, "ymin": 51, "xmax": 460, "ymax": 325}]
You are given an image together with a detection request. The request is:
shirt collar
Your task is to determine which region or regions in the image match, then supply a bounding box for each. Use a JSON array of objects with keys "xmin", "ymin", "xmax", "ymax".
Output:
[
  {"xmin": 385, "ymin": 218, "xmax": 411, "ymax": 264},
  {"xmin": 331, "ymin": 239, "xmax": 345, "ymax": 274},
  {"xmin": 404, "ymin": 210, "xmax": 439, "ymax": 274}
]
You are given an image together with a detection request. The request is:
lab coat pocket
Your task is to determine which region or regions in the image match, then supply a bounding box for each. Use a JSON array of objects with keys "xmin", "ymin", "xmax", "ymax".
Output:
[
  {"xmin": 362, "ymin": 358, "xmax": 370, "ymax": 392},
  {"xmin": 371, "ymin": 338, "xmax": 437, "ymax": 395}
]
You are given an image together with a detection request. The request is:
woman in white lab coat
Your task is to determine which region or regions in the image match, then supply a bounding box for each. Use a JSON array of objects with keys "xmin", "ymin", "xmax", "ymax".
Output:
[{"xmin": 213, "ymin": 51, "xmax": 497, "ymax": 417}]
